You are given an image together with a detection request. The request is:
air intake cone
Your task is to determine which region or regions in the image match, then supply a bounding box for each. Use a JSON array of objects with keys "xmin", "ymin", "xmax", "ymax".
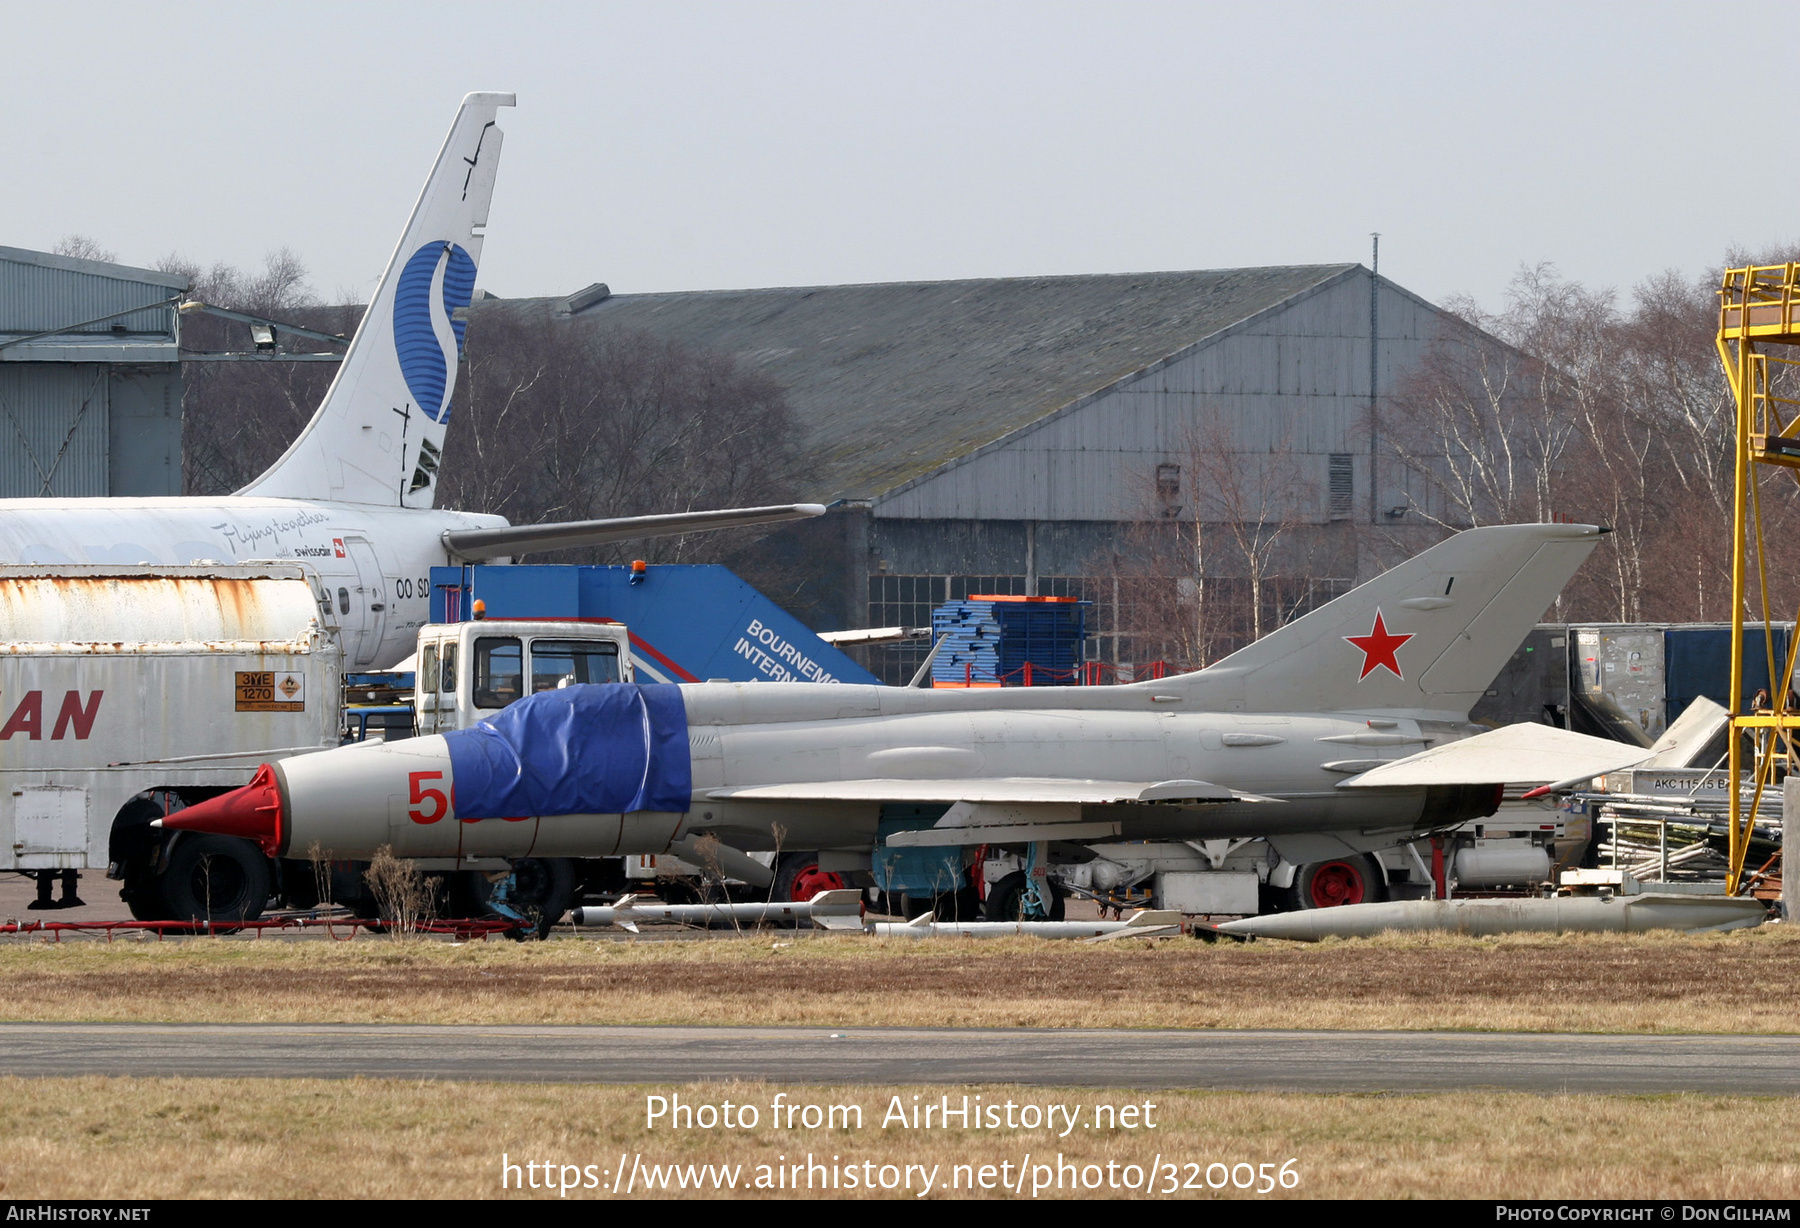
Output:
[{"xmin": 158, "ymin": 763, "xmax": 284, "ymax": 856}]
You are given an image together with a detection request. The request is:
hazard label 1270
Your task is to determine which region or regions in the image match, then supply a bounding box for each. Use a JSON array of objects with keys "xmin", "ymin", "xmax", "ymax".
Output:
[{"xmin": 236, "ymin": 671, "xmax": 306, "ymax": 712}]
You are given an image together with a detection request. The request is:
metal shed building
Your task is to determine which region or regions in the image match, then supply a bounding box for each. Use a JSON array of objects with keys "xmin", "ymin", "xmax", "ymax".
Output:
[
  {"xmin": 478, "ymin": 264, "xmax": 1485, "ymax": 680},
  {"xmin": 0, "ymin": 247, "xmax": 187, "ymax": 498}
]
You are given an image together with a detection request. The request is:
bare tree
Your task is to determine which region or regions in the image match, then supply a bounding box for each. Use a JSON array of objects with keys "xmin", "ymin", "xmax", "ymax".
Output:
[
  {"xmin": 1658, "ymin": 245, "xmax": 1800, "ymax": 629},
  {"xmin": 1384, "ymin": 266, "xmax": 1604, "ymax": 529},
  {"xmin": 1181, "ymin": 412, "xmax": 1311, "ymax": 644},
  {"xmin": 441, "ymin": 307, "xmax": 804, "ymax": 575},
  {"xmin": 1619, "ymin": 268, "xmax": 1735, "ymax": 525},
  {"xmin": 1089, "ymin": 407, "xmax": 1321, "ymax": 671},
  {"xmin": 1092, "ymin": 518, "xmax": 1210, "ymax": 673},
  {"xmin": 52, "ymin": 235, "xmax": 119, "ymax": 264},
  {"xmin": 163, "ymin": 249, "xmax": 356, "ymax": 495},
  {"xmin": 1383, "ymin": 255, "xmax": 1800, "ymax": 627}
]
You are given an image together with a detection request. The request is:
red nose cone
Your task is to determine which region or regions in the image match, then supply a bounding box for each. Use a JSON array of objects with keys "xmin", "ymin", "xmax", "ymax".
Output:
[{"xmin": 161, "ymin": 763, "xmax": 284, "ymax": 856}]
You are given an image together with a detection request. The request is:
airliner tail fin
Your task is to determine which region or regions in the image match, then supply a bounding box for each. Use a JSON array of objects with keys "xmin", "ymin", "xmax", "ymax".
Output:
[{"xmin": 239, "ymin": 92, "xmax": 514, "ymax": 507}]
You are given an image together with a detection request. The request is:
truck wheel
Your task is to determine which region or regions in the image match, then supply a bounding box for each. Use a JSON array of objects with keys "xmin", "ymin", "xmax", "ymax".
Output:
[
  {"xmin": 982, "ymin": 871, "xmax": 1066, "ymax": 922},
  {"xmin": 772, "ymin": 853, "xmax": 845, "ymax": 903},
  {"xmin": 158, "ymin": 835, "xmax": 271, "ymax": 927},
  {"xmin": 107, "ymin": 798, "xmax": 165, "ymax": 880},
  {"xmin": 122, "ymin": 876, "xmax": 170, "ymax": 922},
  {"xmin": 1290, "ymin": 855, "xmax": 1384, "ymax": 909}
]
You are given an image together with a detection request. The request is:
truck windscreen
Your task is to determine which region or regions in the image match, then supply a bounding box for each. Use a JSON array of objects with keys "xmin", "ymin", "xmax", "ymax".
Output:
[
  {"xmin": 529, "ymin": 639, "xmax": 622, "ymax": 691},
  {"xmin": 474, "ymin": 638, "xmax": 522, "ymax": 709}
]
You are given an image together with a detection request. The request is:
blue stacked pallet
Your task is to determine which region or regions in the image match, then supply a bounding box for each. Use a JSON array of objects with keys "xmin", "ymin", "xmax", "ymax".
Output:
[
  {"xmin": 930, "ymin": 596, "xmax": 1090, "ymax": 687},
  {"xmin": 995, "ymin": 599, "xmax": 1089, "ymax": 684},
  {"xmin": 930, "ymin": 600, "xmax": 1004, "ymax": 687}
]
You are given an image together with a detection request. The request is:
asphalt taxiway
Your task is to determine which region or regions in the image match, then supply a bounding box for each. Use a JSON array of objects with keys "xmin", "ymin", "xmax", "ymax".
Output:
[{"xmin": 0, "ymin": 1023, "xmax": 1791, "ymax": 1093}]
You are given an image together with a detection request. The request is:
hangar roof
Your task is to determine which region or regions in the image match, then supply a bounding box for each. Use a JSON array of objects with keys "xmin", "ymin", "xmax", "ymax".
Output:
[
  {"xmin": 0, "ymin": 246, "xmax": 188, "ymax": 364},
  {"xmin": 477, "ymin": 264, "xmax": 1360, "ymax": 502}
]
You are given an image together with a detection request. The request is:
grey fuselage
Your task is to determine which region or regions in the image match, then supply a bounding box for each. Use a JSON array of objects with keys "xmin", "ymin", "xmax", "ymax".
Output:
[
  {"xmin": 677, "ymin": 681, "xmax": 1478, "ymax": 852},
  {"xmin": 276, "ymin": 677, "xmax": 1490, "ymax": 863}
]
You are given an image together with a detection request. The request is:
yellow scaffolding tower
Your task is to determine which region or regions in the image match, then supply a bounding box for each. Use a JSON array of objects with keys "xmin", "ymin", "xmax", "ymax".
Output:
[{"xmin": 1716, "ymin": 264, "xmax": 1800, "ymax": 894}]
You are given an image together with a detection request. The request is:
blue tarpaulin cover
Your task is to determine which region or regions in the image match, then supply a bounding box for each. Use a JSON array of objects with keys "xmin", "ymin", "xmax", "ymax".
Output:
[{"xmin": 445, "ymin": 684, "xmax": 692, "ymax": 818}]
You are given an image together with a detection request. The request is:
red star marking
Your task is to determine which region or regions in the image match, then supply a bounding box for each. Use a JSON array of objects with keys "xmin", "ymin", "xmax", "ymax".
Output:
[{"xmin": 1344, "ymin": 609, "xmax": 1414, "ymax": 681}]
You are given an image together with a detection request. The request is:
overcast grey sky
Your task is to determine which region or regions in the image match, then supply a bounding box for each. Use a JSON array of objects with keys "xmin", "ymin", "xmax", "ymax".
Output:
[{"xmin": 3, "ymin": 1, "xmax": 1793, "ymax": 312}]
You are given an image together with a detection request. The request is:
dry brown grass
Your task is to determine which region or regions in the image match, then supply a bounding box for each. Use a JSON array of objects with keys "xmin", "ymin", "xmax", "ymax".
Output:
[
  {"xmin": 0, "ymin": 1077, "xmax": 1790, "ymax": 1200},
  {"xmin": 0, "ymin": 924, "xmax": 1796, "ymax": 1032}
]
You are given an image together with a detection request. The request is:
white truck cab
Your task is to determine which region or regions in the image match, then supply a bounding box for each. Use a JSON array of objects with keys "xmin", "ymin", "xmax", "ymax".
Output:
[{"xmin": 412, "ymin": 619, "xmax": 634, "ymax": 736}]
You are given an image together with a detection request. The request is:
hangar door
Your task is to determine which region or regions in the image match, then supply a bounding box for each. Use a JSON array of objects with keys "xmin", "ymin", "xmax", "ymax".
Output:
[{"xmin": 0, "ymin": 365, "xmax": 109, "ymax": 497}]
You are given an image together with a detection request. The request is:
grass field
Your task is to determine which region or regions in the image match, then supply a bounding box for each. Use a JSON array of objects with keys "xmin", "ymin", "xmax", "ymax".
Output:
[
  {"xmin": 6, "ymin": 928, "xmax": 1794, "ymax": 1199},
  {"xmin": 0, "ymin": 1078, "xmax": 1791, "ymax": 1200},
  {"xmin": 0, "ymin": 924, "xmax": 1793, "ymax": 1033}
]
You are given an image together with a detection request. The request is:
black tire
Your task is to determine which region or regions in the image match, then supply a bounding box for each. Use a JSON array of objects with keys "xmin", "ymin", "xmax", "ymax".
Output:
[
  {"xmin": 121, "ymin": 875, "xmax": 170, "ymax": 922},
  {"xmin": 771, "ymin": 852, "xmax": 847, "ymax": 904},
  {"xmin": 107, "ymin": 797, "xmax": 165, "ymax": 874},
  {"xmin": 928, "ymin": 878, "xmax": 986, "ymax": 918},
  {"xmin": 158, "ymin": 835, "xmax": 271, "ymax": 927},
  {"xmin": 982, "ymin": 870, "xmax": 1066, "ymax": 922},
  {"xmin": 900, "ymin": 893, "xmax": 936, "ymax": 919},
  {"xmin": 1287, "ymin": 855, "xmax": 1385, "ymax": 910},
  {"xmin": 111, "ymin": 797, "xmax": 171, "ymax": 920},
  {"xmin": 463, "ymin": 857, "xmax": 578, "ymax": 937}
]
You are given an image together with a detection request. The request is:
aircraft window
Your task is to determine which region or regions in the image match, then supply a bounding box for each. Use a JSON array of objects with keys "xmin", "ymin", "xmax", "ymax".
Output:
[
  {"xmin": 473, "ymin": 637, "xmax": 523, "ymax": 709},
  {"xmin": 440, "ymin": 643, "xmax": 458, "ymax": 695},
  {"xmin": 528, "ymin": 639, "xmax": 621, "ymax": 692},
  {"xmin": 419, "ymin": 644, "xmax": 438, "ymax": 695},
  {"xmin": 338, "ymin": 587, "xmax": 350, "ymax": 615}
]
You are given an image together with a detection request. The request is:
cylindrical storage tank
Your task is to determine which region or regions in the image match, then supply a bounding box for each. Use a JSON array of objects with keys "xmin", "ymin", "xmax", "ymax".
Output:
[
  {"xmin": 1452, "ymin": 845, "xmax": 1552, "ymax": 888},
  {"xmin": 0, "ymin": 567, "xmax": 322, "ymax": 644}
]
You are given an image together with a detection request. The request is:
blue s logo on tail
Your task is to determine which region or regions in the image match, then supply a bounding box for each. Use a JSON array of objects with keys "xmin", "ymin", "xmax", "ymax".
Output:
[{"xmin": 394, "ymin": 241, "xmax": 479, "ymax": 424}]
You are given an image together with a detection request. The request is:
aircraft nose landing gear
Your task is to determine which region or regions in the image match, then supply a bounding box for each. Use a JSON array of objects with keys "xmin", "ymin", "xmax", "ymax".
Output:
[{"xmin": 462, "ymin": 858, "xmax": 577, "ymax": 939}]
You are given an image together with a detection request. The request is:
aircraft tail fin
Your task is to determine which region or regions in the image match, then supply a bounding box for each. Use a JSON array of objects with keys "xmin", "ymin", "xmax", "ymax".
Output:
[
  {"xmin": 1159, "ymin": 524, "xmax": 1603, "ymax": 717},
  {"xmin": 237, "ymin": 92, "xmax": 515, "ymax": 507}
]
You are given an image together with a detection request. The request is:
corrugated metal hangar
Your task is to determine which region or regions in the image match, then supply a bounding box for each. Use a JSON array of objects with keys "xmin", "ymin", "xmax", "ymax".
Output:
[
  {"xmin": 481, "ymin": 264, "xmax": 1481, "ymax": 680},
  {"xmin": 0, "ymin": 247, "xmax": 188, "ymax": 498}
]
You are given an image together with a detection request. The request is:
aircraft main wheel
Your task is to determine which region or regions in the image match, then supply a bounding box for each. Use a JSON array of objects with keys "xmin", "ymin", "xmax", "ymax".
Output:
[
  {"xmin": 982, "ymin": 871, "xmax": 1066, "ymax": 922},
  {"xmin": 158, "ymin": 835, "xmax": 271, "ymax": 928},
  {"xmin": 773, "ymin": 853, "xmax": 845, "ymax": 903},
  {"xmin": 466, "ymin": 858, "xmax": 577, "ymax": 937},
  {"xmin": 1291, "ymin": 855, "xmax": 1383, "ymax": 909}
]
